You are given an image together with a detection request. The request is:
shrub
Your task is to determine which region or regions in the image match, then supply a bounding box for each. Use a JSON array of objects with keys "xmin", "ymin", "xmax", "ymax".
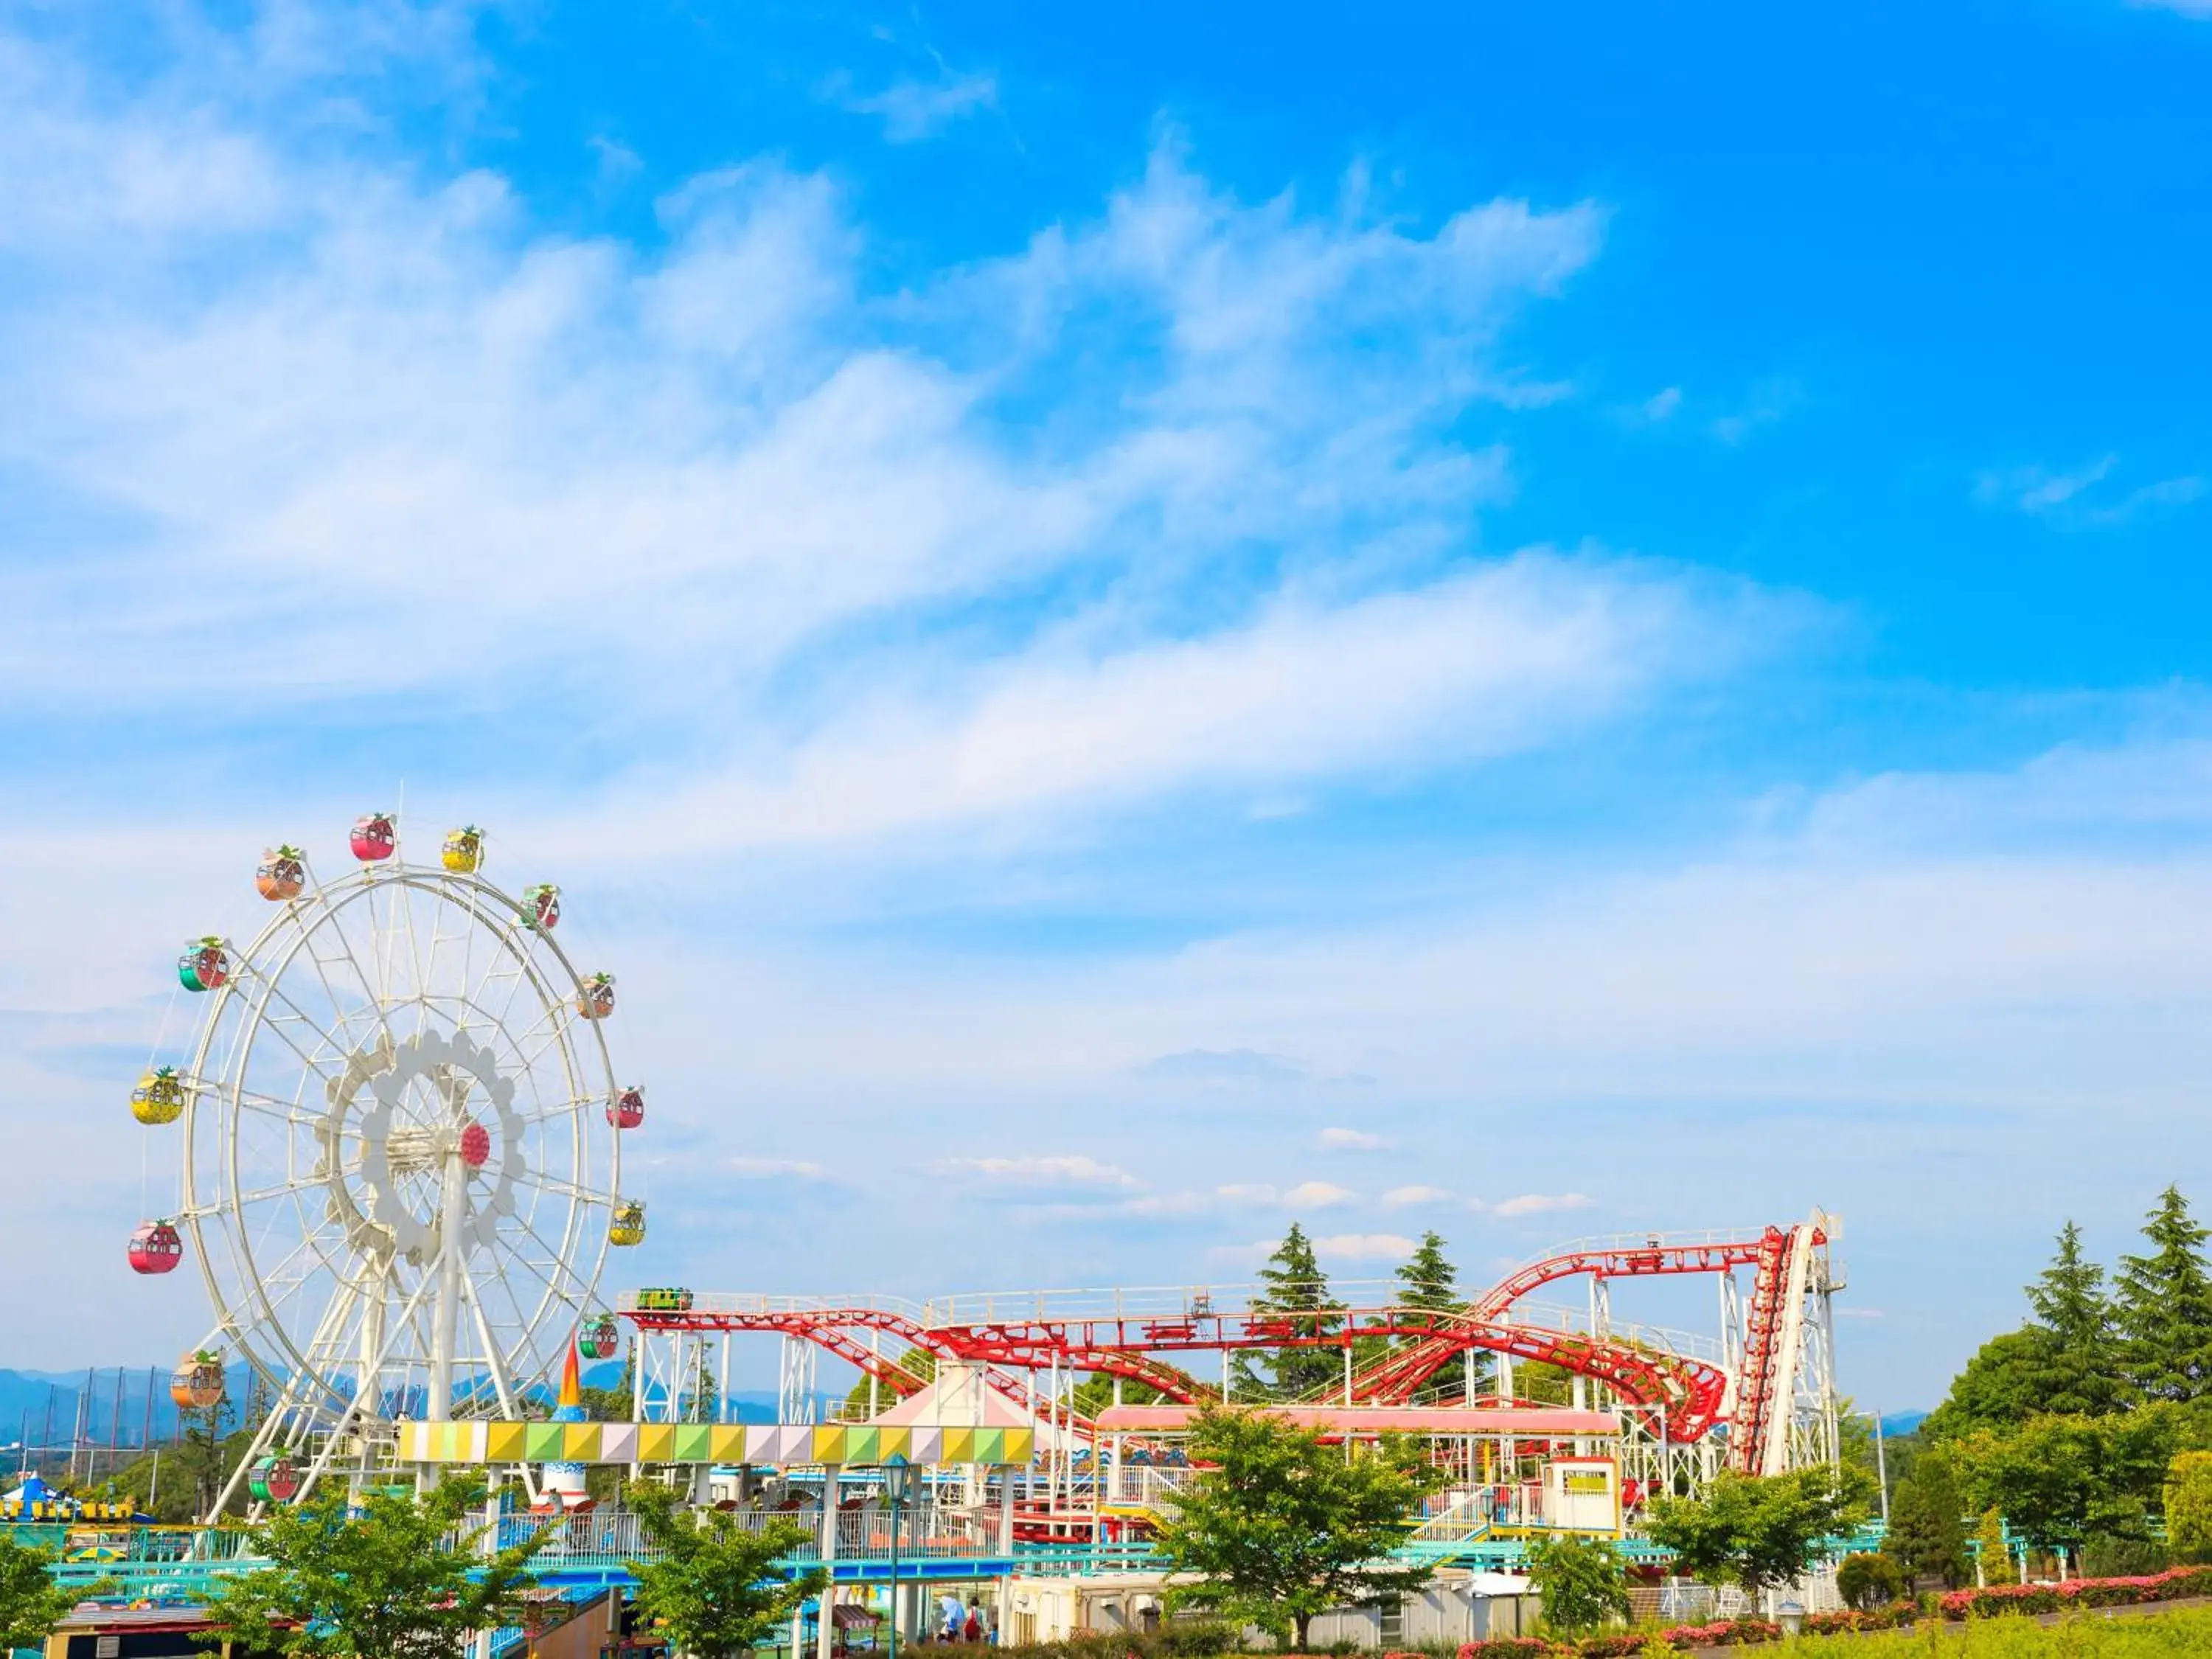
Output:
[
  {"xmin": 1837, "ymin": 1550, "xmax": 1907, "ymax": 1610},
  {"xmin": 1457, "ymin": 1641, "xmax": 1557, "ymax": 1659}
]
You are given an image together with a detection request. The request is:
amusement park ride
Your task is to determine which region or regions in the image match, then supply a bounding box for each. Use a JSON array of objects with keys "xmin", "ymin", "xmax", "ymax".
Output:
[{"xmin": 121, "ymin": 812, "xmax": 1846, "ymax": 1533}]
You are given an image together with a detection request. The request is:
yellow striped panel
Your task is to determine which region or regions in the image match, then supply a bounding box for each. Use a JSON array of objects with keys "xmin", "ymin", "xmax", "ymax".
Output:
[
  {"xmin": 812, "ymin": 1425, "xmax": 847, "ymax": 1464},
  {"xmin": 636, "ymin": 1423, "xmax": 675, "ymax": 1462},
  {"xmin": 709, "ymin": 1425, "xmax": 748, "ymax": 1463},
  {"xmin": 485, "ymin": 1422, "xmax": 527, "ymax": 1462}
]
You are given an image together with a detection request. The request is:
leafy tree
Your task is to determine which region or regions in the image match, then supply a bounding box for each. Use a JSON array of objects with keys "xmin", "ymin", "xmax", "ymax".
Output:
[
  {"xmin": 1972, "ymin": 1505, "xmax": 2014, "ymax": 1587},
  {"xmin": 624, "ymin": 1482, "xmax": 824, "ymax": 1659},
  {"xmin": 842, "ymin": 1349, "xmax": 935, "ymax": 1416},
  {"xmin": 580, "ymin": 1350, "xmax": 639, "ymax": 1422},
  {"xmin": 2165, "ymin": 1451, "xmax": 2212, "ymax": 1558},
  {"xmin": 1233, "ymin": 1225, "xmax": 1346, "ymax": 1402},
  {"xmin": 1882, "ymin": 1453, "xmax": 1970, "ymax": 1589},
  {"xmin": 1069, "ymin": 1371, "xmax": 1177, "ymax": 1420},
  {"xmin": 1922, "ymin": 1331, "xmax": 2051, "ymax": 1441},
  {"xmin": 1524, "ymin": 1534, "xmax": 1630, "ymax": 1637},
  {"xmin": 1152, "ymin": 1405, "xmax": 1443, "ymax": 1649},
  {"xmin": 2023, "ymin": 1222, "xmax": 2132, "ymax": 1416},
  {"xmin": 1644, "ymin": 1467, "xmax": 1869, "ymax": 1595},
  {"xmin": 197, "ymin": 1477, "xmax": 549, "ymax": 1659},
  {"xmin": 2115, "ymin": 1187, "xmax": 2212, "ymax": 1403},
  {"xmin": 1834, "ymin": 1552, "xmax": 1905, "ymax": 1611},
  {"xmin": 0, "ymin": 1532, "xmax": 84, "ymax": 1652},
  {"xmin": 1394, "ymin": 1232, "xmax": 1460, "ymax": 1318}
]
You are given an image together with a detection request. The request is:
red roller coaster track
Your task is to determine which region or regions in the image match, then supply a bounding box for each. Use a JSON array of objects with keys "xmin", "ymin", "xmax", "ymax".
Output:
[{"xmin": 620, "ymin": 1221, "xmax": 1826, "ymax": 1462}]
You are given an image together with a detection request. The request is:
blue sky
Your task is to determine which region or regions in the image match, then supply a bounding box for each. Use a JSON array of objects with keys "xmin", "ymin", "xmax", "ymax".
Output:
[{"xmin": 6, "ymin": 0, "xmax": 2212, "ymax": 1410}]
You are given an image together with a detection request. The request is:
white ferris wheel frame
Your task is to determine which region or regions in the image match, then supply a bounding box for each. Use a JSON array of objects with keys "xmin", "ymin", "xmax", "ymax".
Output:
[{"xmin": 172, "ymin": 855, "xmax": 622, "ymax": 1514}]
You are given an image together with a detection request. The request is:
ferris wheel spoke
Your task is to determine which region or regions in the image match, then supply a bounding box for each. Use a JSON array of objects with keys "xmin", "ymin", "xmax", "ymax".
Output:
[
  {"xmin": 285, "ymin": 900, "xmax": 392, "ymax": 1062},
  {"xmin": 508, "ymin": 1168, "xmax": 608, "ymax": 1205}
]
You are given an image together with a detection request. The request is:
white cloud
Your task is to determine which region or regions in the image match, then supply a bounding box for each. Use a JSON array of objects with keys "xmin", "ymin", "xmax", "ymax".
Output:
[
  {"xmin": 1313, "ymin": 1232, "xmax": 1419, "ymax": 1262},
  {"xmin": 726, "ymin": 1156, "xmax": 828, "ymax": 1179},
  {"xmin": 1215, "ymin": 1183, "xmax": 1279, "ymax": 1203},
  {"xmin": 1975, "ymin": 458, "xmax": 2200, "ymax": 526},
  {"xmin": 940, "ymin": 1155, "xmax": 1138, "ymax": 1188},
  {"xmin": 2130, "ymin": 0, "xmax": 2212, "ymax": 15},
  {"xmin": 1382, "ymin": 1185, "xmax": 1454, "ymax": 1208},
  {"xmin": 838, "ymin": 68, "xmax": 998, "ymax": 142},
  {"xmin": 1281, "ymin": 1180, "xmax": 1358, "ymax": 1209},
  {"xmin": 1641, "ymin": 386, "xmax": 1682, "ymax": 421},
  {"xmin": 1317, "ymin": 1127, "xmax": 1390, "ymax": 1151},
  {"xmin": 1486, "ymin": 1192, "xmax": 1596, "ymax": 1219}
]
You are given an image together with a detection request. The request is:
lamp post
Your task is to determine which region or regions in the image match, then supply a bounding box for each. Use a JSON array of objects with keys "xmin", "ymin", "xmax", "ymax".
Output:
[{"xmin": 883, "ymin": 1453, "xmax": 913, "ymax": 1659}]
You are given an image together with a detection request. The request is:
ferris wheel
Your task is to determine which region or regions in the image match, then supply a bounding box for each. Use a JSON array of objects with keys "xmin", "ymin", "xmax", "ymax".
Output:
[{"xmin": 127, "ymin": 815, "xmax": 647, "ymax": 1513}]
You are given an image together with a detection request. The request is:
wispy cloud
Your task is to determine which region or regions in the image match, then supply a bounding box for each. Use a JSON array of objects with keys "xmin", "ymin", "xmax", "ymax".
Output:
[
  {"xmin": 1313, "ymin": 1232, "xmax": 1419, "ymax": 1262},
  {"xmin": 1486, "ymin": 1192, "xmax": 1596, "ymax": 1219},
  {"xmin": 829, "ymin": 63, "xmax": 998, "ymax": 142},
  {"xmin": 1317, "ymin": 1127, "xmax": 1390, "ymax": 1151},
  {"xmin": 1140, "ymin": 1049, "xmax": 1307, "ymax": 1085},
  {"xmin": 1281, "ymin": 1180, "xmax": 1359, "ymax": 1209},
  {"xmin": 1976, "ymin": 457, "xmax": 2202, "ymax": 526},
  {"xmin": 1382, "ymin": 1185, "xmax": 1454, "ymax": 1208},
  {"xmin": 726, "ymin": 1156, "xmax": 829, "ymax": 1179},
  {"xmin": 939, "ymin": 1155, "xmax": 1138, "ymax": 1188}
]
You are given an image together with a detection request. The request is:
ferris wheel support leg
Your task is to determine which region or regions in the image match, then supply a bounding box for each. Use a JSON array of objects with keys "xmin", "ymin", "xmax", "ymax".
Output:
[
  {"xmin": 459, "ymin": 1270, "xmax": 540, "ymax": 1506},
  {"xmin": 428, "ymin": 1149, "xmax": 470, "ymax": 1445},
  {"xmin": 292, "ymin": 1256, "xmax": 447, "ymax": 1507}
]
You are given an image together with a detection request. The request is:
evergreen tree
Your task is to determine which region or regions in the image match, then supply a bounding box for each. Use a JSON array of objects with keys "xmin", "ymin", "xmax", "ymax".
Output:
[
  {"xmin": 1972, "ymin": 1505, "xmax": 2012, "ymax": 1587},
  {"xmin": 1235, "ymin": 1224, "xmax": 1346, "ymax": 1400},
  {"xmin": 1395, "ymin": 1231, "xmax": 1460, "ymax": 1316},
  {"xmin": 1882, "ymin": 1455, "xmax": 1971, "ymax": 1590},
  {"xmin": 2023, "ymin": 1222, "xmax": 2130, "ymax": 1416},
  {"xmin": 2115, "ymin": 1186, "xmax": 2212, "ymax": 1402}
]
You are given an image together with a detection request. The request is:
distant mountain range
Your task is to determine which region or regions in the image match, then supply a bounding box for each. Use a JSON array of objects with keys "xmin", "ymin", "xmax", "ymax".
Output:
[
  {"xmin": 1879, "ymin": 1410, "xmax": 1929, "ymax": 1437},
  {"xmin": 0, "ymin": 1365, "xmax": 817, "ymax": 1454}
]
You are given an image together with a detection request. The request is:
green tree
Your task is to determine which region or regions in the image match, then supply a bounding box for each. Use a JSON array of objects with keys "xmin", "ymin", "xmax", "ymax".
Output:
[
  {"xmin": 624, "ymin": 1482, "xmax": 824, "ymax": 1659},
  {"xmin": 1234, "ymin": 1225, "xmax": 1346, "ymax": 1402},
  {"xmin": 842, "ymin": 1349, "xmax": 936, "ymax": 1416},
  {"xmin": 1644, "ymin": 1467, "xmax": 1869, "ymax": 1595},
  {"xmin": 2164, "ymin": 1451, "xmax": 2212, "ymax": 1559},
  {"xmin": 197, "ymin": 1477, "xmax": 549, "ymax": 1659},
  {"xmin": 1069, "ymin": 1371, "xmax": 1176, "ymax": 1420},
  {"xmin": 1524, "ymin": 1533, "xmax": 1630, "ymax": 1637},
  {"xmin": 1923, "ymin": 1331, "xmax": 2051, "ymax": 1441},
  {"xmin": 1834, "ymin": 1551, "xmax": 1905, "ymax": 1611},
  {"xmin": 2116, "ymin": 1187, "xmax": 2212, "ymax": 1403},
  {"xmin": 1882, "ymin": 1453, "xmax": 1970, "ymax": 1589},
  {"xmin": 1394, "ymin": 1232, "xmax": 1460, "ymax": 1318},
  {"xmin": 0, "ymin": 1532, "xmax": 83, "ymax": 1652},
  {"xmin": 580, "ymin": 1349, "xmax": 639, "ymax": 1422},
  {"xmin": 1972, "ymin": 1506, "xmax": 2013, "ymax": 1587},
  {"xmin": 2024, "ymin": 1222, "xmax": 2132, "ymax": 1416},
  {"xmin": 1152, "ymin": 1405, "xmax": 1443, "ymax": 1649}
]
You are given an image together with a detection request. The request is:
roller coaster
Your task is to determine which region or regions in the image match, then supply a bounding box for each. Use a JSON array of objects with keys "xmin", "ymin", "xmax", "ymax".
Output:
[{"xmin": 618, "ymin": 1208, "xmax": 1842, "ymax": 1509}]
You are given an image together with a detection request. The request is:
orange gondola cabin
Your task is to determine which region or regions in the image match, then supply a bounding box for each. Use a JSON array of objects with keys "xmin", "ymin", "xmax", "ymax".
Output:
[
  {"xmin": 254, "ymin": 845, "xmax": 306, "ymax": 901},
  {"xmin": 577, "ymin": 973, "xmax": 616, "ymax": 1020},
  {"xmin": 170, "ymin": 1350, "xmax": 225, "ymax": 1410}
]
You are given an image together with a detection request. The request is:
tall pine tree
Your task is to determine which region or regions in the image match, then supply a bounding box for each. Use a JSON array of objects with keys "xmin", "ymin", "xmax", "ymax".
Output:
[
  {"xmin": 1394, "ymin": 1231, "xmax": 1476, "ymax": 1402},
  {"xmin": 2023, "ymin": 1221, "xmax": 2129, "ymax": 1416},
  {"xmin": 2115, "ymin": 1186, "xmax": 2212, "ymax": 1403},
  {"xmin": 1234, "ymin": 1224, "xmax": 1346, "ymax": 1400},
  {"xmin": 1394, "ymin": 1231, "xmax": 1461, "ymax": 1315}
]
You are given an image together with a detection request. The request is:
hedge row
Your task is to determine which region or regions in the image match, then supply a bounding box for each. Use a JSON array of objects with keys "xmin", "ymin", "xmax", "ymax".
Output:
[
  {"xmin": 1444, "ymin": 1565, "xmax": 2212, "ymax": 1656},
  {"xmin": 1938, "ymin": 1563, "xmax": 2212, "ymax": 1618}
]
